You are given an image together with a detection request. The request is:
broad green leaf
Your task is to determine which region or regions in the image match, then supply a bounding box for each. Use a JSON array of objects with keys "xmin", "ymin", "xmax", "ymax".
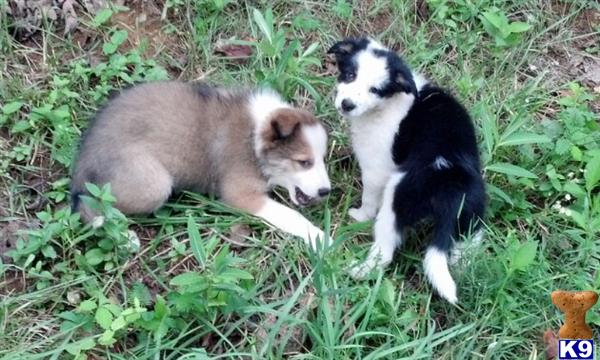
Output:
[
  {"xmin": 104, "ymin": 303, "xmax": 122, "ymax": 316},
  {"xmin": 79, "ymin": 338, "xmax": 96, "ymax": 350},
  {"xmin": 498, "ymin": 132, "xmax": 551, "ymax": 147},
  {"xmin": 188, "ymin": 216, "xmax": 205, "ymax": 267},
  {"xmin": 102, "ymin": 30, "xmax": 128, "ymax": 55},
  {"xmin": 85, "ymin": 248, "xmax": 105, "ymax": 266},
  {"xmin": 154, "ymin": 295, "xmax": 168, "ymax": 319},
  {"xmin": 11, "ymin": 120, "xmax": 31, "ymax": 133},
  {"xmin": 84, "ymin": 182, "xmax": 102, "ymax": 197},
  {"xmin": 486, "ymin": 162, "xmax": 538, "ymax": 179},
  {"xmin": 486, "ymin": 183, "xmax": 514, "ymax": 205},
  {"xmin": 481, "ymin": 11, "xmax": 506, "ymax": 30},
  {"xmin": 219, "ymin": 267, "xmax": 254, "ymax": 281},
  {"xmin": 510, "ymin": 241, "xmax": 537, "ymax": 271},
  {"xmin": 110, "ymin": 30, "xmax": 128, "ymax": 46},
  {"xmin": 93, "ymin": 8, "xmax": 113, "ymax": 26},
  {"xmin": 508, "ymin": 21, "xmax": 532, "ymax": 33},
  {"xmin": 42, "ymin": 245, "xmax": 57, "ymax": 259},
  {"xmin": 98, "ymin": 330, "xmax": 116, "ymax": 346},
  {"xmin": 110, "ymin": 316, "xmax": 126, "ymax": 331},
  {"xmin": 78, "ymin": 299, "xmax": 97, "ymax": 312},
  {"xmin": 2, "ymin": 101, "xmax": 23, "ymax": 114},
  {"xmin": 563, "ymin": 182, "xmax": 586, "ymax": 197},
  {"xmin": 571, "ymin": 146, "xmax": 583, "ymax": 161},
  {"xmin": 584, "ymin": 155, "xmax": 600, "ymax": 192},
  {"xmin": 95, "ymin": 307, "xmax": 113, "ymax": 330},
  {"xmin": 379, "ymin": 278, "xmax": 396, "ymax": 308},
  {"xmin": 36, "ymin": 211, "xmax": 52, "ymax": 222},
  {"xmin": 170, "ymin": 272, "xmax": 203, "ymax": 287},
  {"xmin": 65, "ymin": 338, "xmax": 96, "ymax": 355}
]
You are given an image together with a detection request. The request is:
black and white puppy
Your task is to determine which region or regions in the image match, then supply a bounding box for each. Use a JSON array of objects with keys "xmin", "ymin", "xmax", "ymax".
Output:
[{"xmin": 328, "ymin": 37, "xmax": 485, "ymax": 303}]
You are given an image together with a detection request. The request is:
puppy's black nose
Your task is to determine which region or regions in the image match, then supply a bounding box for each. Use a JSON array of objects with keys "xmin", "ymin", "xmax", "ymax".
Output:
[
  {"xmin": 341, "ymin": 99, "xmax": 356, "ymax": 112},
  {"xmin": 318, "ymin": 188, "xmax": 331, "ymax": 197}
]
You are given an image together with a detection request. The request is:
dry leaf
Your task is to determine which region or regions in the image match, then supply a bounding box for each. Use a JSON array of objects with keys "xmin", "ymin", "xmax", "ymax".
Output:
[
  {"xmin": 543, "ymin": 330, "xmax": 558, "ymax": 359},
  {"xmin": 214, "ymin": 41, "xmax": 253, "ymax": 63},
  {"xmin": 583, "ymin": 61, "xmax": 600, "ymax": 84},
  {"xmin": 61, "ymin": 0, "xmax": 78, "ymax": 34},
  {"xmin": 225, "ymin": 223, "xmax": 254, "ymax": 248}
]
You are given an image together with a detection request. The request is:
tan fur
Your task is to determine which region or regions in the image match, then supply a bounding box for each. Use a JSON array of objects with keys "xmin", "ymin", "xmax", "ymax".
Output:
[
  {"xmin": 259, "ymin": 108, "xmax": 317, "ymax": 169},
  {"xmin": 71, "ymin": 82, "xmax": 321, "ymax": 222}
]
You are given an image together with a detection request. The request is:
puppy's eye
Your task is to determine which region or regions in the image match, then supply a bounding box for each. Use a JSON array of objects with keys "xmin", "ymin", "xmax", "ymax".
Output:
[
  {"xmin": 297, "ymin": 160, "xmax": 312, "ymax": 168},
  {"xmin": 369, "ymin": 87, "xmax": 379, "ymax": 94},
  {"xmin": 346, "ymin": 72, "xmax": 356, "ymax": 81}
]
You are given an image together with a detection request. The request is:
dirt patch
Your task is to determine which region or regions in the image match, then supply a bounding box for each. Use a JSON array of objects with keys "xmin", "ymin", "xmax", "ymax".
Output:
[
  {"xmin": 111, "ymin": 0, "xmax": 164, "ymax": 56},
  {"xmin": 120, "ymin": 225, "xmax": 163, "ymax": 296},
  {"xmin": 0, "ymin": 222, "xmax": 21, "ymax": 263},
  {"xmin": 529, "ymin": 4, "xmax": 600, "ymax": 111},
  {"xmin": 0, "ymin": 271, "xmax": 27, "ymax": 295},
  {"xmin": 0, "ymin": 218, "xmax": 40, "ymax": 264},
  {"xmin": 111, "ymin": 0, "xmax": 187, "ymax": 76},
  {"xmin": 253, "ymin": 288, "xmax": 316, "ymax": 354}
]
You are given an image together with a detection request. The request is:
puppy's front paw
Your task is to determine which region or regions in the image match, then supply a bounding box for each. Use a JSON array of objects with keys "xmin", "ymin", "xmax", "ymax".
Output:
[{"xmin": 348, "ymin": 207, "xmax": 376, "ymax": 222}]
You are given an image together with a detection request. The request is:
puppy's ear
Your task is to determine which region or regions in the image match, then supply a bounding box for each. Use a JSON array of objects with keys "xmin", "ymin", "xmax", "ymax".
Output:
[
  {"xmin": 327, "ymin": 40, "xmax": 356, "ymax": 56},
  {"xmin": 395, "ymin": 71, "xmax": 418, "ymax": 98},
  {"xmin": 269, "ymin": 110, "xmax": 301, "ymax": 141}
]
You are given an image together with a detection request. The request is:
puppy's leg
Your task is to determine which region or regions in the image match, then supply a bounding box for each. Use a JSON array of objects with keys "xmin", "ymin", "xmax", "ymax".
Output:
[
  {"xmin": 74, "ymin": 151, "xmax": 173, "ymax": 222},
  {"xmin": 349, "ymin": 170, "xmax": 387, "ymax": 222},
  {"xmin": 110, "ymin": 154, "xmax": 173, "ymax": 215},
  {"xmin": 350, "ymin": 173, "xmax": 405, "ymax": 278},
  {"xmin": 221, "ymin": 178, "xmax": 324, "ymax": 249},
  {"xmin": 255, "ymin": 199, "xmax": 325, "ymax": 249}
]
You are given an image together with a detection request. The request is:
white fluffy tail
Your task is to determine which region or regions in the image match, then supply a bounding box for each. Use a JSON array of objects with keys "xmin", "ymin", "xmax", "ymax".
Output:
[{"xmin": 424, "ymin": 247, "xmax": 457, "ymax": 304}]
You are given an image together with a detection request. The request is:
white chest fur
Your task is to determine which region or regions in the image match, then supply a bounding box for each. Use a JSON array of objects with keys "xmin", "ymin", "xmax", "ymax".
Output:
[{"xmin": 350, "ymin": 93, "xmax": 415, "ymax": 175}]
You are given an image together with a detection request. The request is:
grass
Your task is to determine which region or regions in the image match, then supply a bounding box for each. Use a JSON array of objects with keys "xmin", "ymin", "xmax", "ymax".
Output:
[{"xmin": 1, "ymin": 0, "xmax": 599, "ymax": 358}]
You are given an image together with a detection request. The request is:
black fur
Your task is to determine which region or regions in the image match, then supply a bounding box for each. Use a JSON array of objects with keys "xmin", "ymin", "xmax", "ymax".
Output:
[
  {"xmin": 329, "ymin": 37, "xmax": 485, "ymax": 255},
  {"xmin": 391, "ymin": 84, "xmax": 486, "ymax": 255}
]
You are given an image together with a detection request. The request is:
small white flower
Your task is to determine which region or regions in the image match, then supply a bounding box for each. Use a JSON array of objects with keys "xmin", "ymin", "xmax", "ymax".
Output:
[
  {"xmin": 564, "ymin": 194, "xmax": 572, "ymax": 201},
  {"xmin": 529, "ymin": 64, "xmax": 537, "ymax": 71},
  {"xmin": 567, "ymin": 172, "xmax": 575, "ymax": 179},
  {"xmin": 552, "ymin": 202, "xmax": 561, "ymax": 210},
  {"xmin": 91, "ymin": 216, "xmax": 105, "ymax": 229},
  {"xmin": 559, "ymin": 207, "xmax": 566, "ymax": 214}
]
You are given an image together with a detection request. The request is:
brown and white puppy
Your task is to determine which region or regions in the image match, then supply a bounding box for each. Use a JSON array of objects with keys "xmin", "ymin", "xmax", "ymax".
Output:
[{"xmin": 71, "ymin": 82, "xmax": 330, "ymax": 248}]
